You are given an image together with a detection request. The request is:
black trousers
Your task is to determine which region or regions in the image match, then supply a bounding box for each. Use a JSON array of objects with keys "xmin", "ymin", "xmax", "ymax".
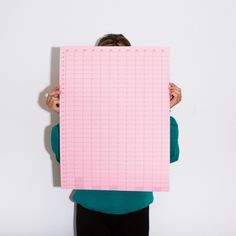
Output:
[{"xmin": 76, "ymin": 203, "xmax": 149, "ymax": 236}]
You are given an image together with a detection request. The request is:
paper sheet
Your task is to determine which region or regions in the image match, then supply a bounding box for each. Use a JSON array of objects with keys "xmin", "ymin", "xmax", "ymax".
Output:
[{"xmin": 59, "ymin": 46, "xmax": 170, "ymax": 191}]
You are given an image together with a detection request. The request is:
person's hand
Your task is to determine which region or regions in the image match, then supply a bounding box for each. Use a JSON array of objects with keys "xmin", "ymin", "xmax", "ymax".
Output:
[
  {"xmin": 46, "ymin": 86, "xmax": 60, "ymax": 113},
  {"xmin": 169, "ymin": 82, "xmax": 182, "ymax": 109}
]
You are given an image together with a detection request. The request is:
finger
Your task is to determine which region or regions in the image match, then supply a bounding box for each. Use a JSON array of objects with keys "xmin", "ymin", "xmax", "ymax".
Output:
[
  {"xmin": 169, "ymin": 82, "xmax": 176, "ymax": 87},
  {"xmin": 170, "ymin": 91, "xmax": 177, "ymax": 100},
  {"xmin": 47, "ymin": 91, "xmax": 60, "ymax": 105},
  {"xmin": 46, "ymin": 90, "xmax": 52, "ymax": 103},
  {"xmin": 48, "ymin": 90, "xmax": 60, "ymax": 98},
  {"xmin": 170, "ymin": 96, "xmax": 177, "ymax": 108},
  {"xmin": 51, "ymin": 96, "xmax": 59, "ymax": 104},
  {"xmin": 169, "ymin": 87, "xmax": 181, "ymax": 95},
  {"xmin": 48, "ymin": 96, "xmax": 59, "ymax": 109},
  {"xmin": 52, "ymin": 101, "xmax": 60, "ymax": 113},
  {"xmin": 170, "ymin": 90, "xmax": 179, "ymax": 100},
  {"xmin": 169, "ymin": 83, "xmax": 181, "ymax": 91},
  {"xmin": 169, "ymin": 91, "xmax": 180, "ymax": 100},
  {"xmin": 53, "ymin": 99, "xmax": 60, "ymax": 108},
  {"xmin": 169, "ymin": 86, "xmax": 181, "ymax": 91},
  {"xmin": 47, "ymin": 86, "xmax": 60, "ymax": 96},
  {"xmin": 170, "ymin": 91, "xmax": 181, "ymax": 102},
  {"xmin": 47, "ymin": 93, "xmax": 56, "ymax": 105},
  {"xmin": 52, "ymin": 100, "xmax": 60, "ymax": 112}
]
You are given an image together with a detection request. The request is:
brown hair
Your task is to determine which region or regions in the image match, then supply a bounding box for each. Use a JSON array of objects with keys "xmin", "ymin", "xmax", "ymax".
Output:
[{"xmin": 96, "ymin": 33, "xmax": 131, "ymax": 46}]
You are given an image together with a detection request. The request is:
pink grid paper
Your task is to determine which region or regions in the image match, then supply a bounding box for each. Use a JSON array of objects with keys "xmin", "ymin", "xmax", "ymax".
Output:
[{"xmin": 59, "ymin": 46, "xmax": 170, "ymax": 191}]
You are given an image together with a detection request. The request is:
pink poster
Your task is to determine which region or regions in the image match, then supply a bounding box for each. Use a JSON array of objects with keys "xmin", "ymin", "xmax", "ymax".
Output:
[{"xmin": 59, "ymin": 46, "xmax": 170, "ymax": 191}]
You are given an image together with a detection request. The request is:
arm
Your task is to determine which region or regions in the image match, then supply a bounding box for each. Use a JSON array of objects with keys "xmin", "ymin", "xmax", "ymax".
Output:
[
  {"xmin": 170, "ymin": 116, "xmax": 180, "ymax": 163},
  {"xmin": 50, "ymin": 123, "xmax": 60, "ymax": 163}
]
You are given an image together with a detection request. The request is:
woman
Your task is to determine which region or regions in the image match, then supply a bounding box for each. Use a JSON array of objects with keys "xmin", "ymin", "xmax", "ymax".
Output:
[{"xmin": 46, "ymin": 33, "xmax": 182, "ymax": 236}]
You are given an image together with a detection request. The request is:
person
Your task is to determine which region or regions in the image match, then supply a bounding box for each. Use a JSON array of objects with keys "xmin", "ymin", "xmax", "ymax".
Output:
[{"xmin": 46, "ymin": 33, "xmax": 182, "ymax": 236}]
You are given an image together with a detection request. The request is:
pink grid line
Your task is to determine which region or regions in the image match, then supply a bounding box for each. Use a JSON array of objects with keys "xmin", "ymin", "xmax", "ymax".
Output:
[{"xmin": 59, "ymin": 46, "xmax": 170, "ymax": 191}]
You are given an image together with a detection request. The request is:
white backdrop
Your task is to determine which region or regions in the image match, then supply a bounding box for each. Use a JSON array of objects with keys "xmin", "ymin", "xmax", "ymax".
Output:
[{"xmin": 0, "ymin": 0, "xmax": 235, "ymax": 235}]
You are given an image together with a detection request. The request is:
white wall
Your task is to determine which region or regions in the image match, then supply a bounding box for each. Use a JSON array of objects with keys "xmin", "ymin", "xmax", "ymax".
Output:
[{"xmin": 0, "ymin": 0, "xmax": 235, "ymax": 235}]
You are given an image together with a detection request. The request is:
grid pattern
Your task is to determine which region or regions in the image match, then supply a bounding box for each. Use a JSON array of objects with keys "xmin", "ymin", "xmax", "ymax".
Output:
[{"xmin": 59, "ymin": 46, "xmax": 170, "ymax": 191}]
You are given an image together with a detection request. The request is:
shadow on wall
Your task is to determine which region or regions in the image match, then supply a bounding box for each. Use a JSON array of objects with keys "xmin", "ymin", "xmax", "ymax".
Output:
[{"xmin": 39, "ymin": 47, "xmax": 61, "ymax": 187}]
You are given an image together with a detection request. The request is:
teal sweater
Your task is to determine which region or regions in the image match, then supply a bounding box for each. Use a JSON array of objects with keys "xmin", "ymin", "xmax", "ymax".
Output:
[{"xmin": 50, "ymin": 116, "xmax": 180, "ymax": 214}]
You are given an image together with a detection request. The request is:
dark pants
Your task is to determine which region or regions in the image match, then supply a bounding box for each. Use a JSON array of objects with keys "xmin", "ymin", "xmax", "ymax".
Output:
[{"xmin": 76, "ymin": 203, "xmax": 149, "ymax": 236}]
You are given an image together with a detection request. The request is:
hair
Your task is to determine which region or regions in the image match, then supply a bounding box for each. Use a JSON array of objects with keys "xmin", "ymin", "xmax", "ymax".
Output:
[{"xmin": 96, "ymin": 33, "xmax": 131, "ymax": 46}]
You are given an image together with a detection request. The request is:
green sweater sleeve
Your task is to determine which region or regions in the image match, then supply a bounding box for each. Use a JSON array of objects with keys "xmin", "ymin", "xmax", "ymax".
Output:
[
  {"xmin": 50, "ymin": 123, "xmax": 60, "ymax": 163},
  {"xmin": 50, "ymin": 117, "xmax": 180, "ymax": 164},
  {"xmin": 170, "ymin": 116, "xmax": 180, "ymax": 163}
]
